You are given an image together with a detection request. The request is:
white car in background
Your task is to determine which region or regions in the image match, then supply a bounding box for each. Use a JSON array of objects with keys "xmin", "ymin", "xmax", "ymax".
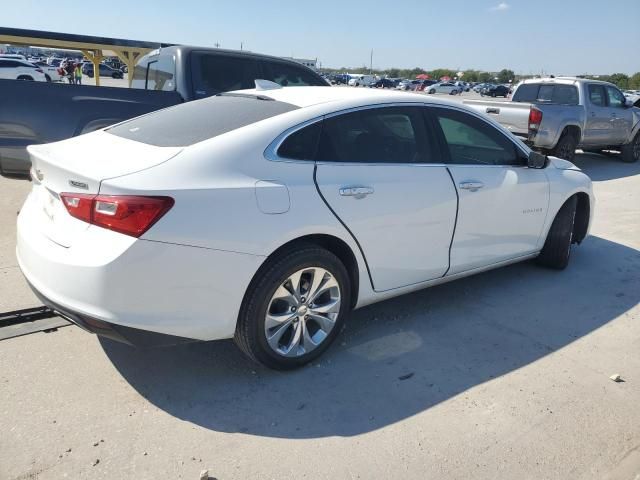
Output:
[
  {"xmin": 0, "ymin": 58, "xmax": 47, "ymax": 81},
  {"xmin": 426, "ymin": 82, "xmax": 460, "ymax": 95},
  {"xmin": 17, "ymin": 84, "xmax": 593, "ymax": 370},
  {"xmin": 348, "ymin": 74, "xmax": 375, "ymax": 87},
  {"xmin": 32, "ymin": 61, "xmax": 63, "ymax": 82}
]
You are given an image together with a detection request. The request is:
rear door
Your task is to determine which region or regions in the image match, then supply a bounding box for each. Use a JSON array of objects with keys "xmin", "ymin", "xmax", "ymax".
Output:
[
  {"xmin": 584, "ymin": 84, "xmax": 612, "ymax": 145},
  {"xmin": 314, "ymin": 105, "xmax": 458, "ymax": 291},
  {"xmin": 428, "ymin": 106, "xmax": 549, "ymax": 274}
]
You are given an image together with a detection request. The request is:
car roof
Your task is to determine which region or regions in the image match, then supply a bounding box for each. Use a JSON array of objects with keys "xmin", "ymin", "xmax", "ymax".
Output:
[{"xmin": 228, "ymin": 85, "xmax": 463, "ymax": 109}]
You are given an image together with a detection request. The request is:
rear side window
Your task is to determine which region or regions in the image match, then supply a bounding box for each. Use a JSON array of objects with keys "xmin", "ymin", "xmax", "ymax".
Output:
[
  {"xmin": 589, "ymin": 85, "xmax": 606, "ymax": 106},
  {"xmin": 606, "ymin": 86, "xmax": 625, "ymax": 108},
  {"xmin": 316, "ymin": 107, "xmax": 431, "ymax": 163},
  {"xmin": 146, "ymin": 55, "xmax": 176, "ymax": 91},
  {"xmin": 191, "ymin": 53, "xmax": 260, "ymax": 98},
  {"xmin": 107, "ymin": 94, "xmax": 298, "ymax": 147},
  {"xmin": 261, "ymin": 61, "xmax": 328, "ymax": 87},
  {"xmin": 277, "ymin": 122, "xmax": 322, "ymax": 160},
  {"xmin": 431, "ymin": 107, "xmax": 522, "ymax": 166}
]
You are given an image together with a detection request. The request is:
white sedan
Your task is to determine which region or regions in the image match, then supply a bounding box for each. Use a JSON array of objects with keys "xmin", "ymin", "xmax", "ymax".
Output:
[
  {"xmin": 426, "ymin": 82, "xmax": 460, "ymax": 95},
  {"xmin": 17, "ymin": 84, "xmax": 594, "ymax": 369}
]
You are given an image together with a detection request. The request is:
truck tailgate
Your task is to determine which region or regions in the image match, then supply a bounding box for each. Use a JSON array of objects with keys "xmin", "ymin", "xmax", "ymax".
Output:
[{"xmin": 463, "ymin": 100, "xmax": 531, "ymax": 137}]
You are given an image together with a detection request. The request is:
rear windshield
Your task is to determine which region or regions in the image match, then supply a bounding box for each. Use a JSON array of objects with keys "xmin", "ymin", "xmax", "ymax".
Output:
[
  {"xmin": 513, "ymin": 83, "xmax": 579, "ymax": 105},
  {"xmin": 107, "ymin": 94, "xmax": 298, "ymax": 147}
]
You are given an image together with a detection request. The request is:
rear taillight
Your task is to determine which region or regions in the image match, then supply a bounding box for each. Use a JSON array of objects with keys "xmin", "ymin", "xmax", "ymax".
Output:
[
  {"xmin": 528, "ymin": 107, "xmax": 543, "ymax": 132},
  {"xmin": 60, "ymin": 193, "xmax": 174, "ymax": 237}
]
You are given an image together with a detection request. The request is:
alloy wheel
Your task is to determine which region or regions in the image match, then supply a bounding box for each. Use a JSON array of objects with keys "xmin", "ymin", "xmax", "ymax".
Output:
[{"xmin": 264, "ymin": 267, "xmax": 341, "ymax": 357}]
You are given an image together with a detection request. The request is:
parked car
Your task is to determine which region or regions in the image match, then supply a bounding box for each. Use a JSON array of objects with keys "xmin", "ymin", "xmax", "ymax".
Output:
[
  {"xmin": 455, "ymin": 81, "xmax": 470, "ymax": 92},
  {"xmin": 0, "ymin": 59, "xmax": 47, "ymax": 82},
  {"xmin": 0, "ymin": 46, "xmax": 329, "ymax": 175},
  {"xmin": 0, "ymin": 53, "xmax": 28, "ymax": 61},
  {"xmin": 370, "ymin": 78, "xmax": 397, "ymax": 89},
  {"xmin": 82, "ymin": 63, "xmax": 124, "ymax": 79},
  {"xmin": 481, "ymin": 84, "xmax": 510, "ymax": 97},
  {"xmin": 33, "ymin": 61, "xmax": 63, "ymax": 82},
  {"xmin": 17, "ymin": 85, "xmax": 593, "ymax": 369},
  {"xmin": 426, "ymin": 82, "xmax": 460, "ymax": 95},
  {"xmin": 464, "ymin": 77, "xmax": 640, "ymax": 162},
  {"xmin": 331, "ymin": 74, "xmax": 350, "ymax": 85},
  {"xmin": 396, "ymin": 79, "xmax": 421, "ymax": 91},
  {"xmin": 415, "ymin": 79, "xmax": 438, "ymax": 91},
  {"xmin": 348, "ymin": 74, "xmax": 375, "ymax": 87}
]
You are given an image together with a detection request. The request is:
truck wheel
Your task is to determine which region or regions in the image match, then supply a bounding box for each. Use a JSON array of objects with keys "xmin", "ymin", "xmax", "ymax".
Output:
[
  {"xmin": 536, "ymin": 196, "xmax": 577, "ymax": 270},
  {"xmin": 620, "ymin": 132, "xmax": 640, "ymax": 163},
  {"xmin": 551, "ymin": 132, "xmax": 577, "ymax": 162},
  {"xmin": 234, "ymin": 245, "xmax": 351, "ymax": 370}
]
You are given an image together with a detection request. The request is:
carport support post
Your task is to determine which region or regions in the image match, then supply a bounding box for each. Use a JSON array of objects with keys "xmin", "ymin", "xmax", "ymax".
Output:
[
  {"xmin": 81, "ymin": 49, "xmax": 103, "ymax": 86},
  {"xmin": 113, "ymin": 49, "xmax": 141, "ymax": 87}
]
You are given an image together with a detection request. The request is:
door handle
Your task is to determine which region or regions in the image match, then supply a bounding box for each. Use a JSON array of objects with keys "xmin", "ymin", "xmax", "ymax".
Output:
[
  {"xmin": 459, "ymin": 181, "xmax": 484, "ymax": 192},
  {"xmin": 339, "ymin": 186, "xmax": 374, "ymax": 198}
]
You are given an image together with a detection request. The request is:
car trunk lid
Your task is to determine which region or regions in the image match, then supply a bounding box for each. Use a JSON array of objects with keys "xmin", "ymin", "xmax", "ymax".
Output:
[{"xmin": 27, "ymin": 130, "xmax": 182, "ymax": 247}]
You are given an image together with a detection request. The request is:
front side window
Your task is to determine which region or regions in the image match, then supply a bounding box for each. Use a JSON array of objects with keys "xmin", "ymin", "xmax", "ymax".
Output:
[
  {"xmin": 316, "ymin": 107, "xmax": 431, "ymax": 163},
  {"xmin": 431, "ymin": 107, "xmax": 522, "ymax": 166},
  {"xmin": 606, "ymin": 86, "xmax": 625, "ymax": 108},
  {"xmin": 261, "ymin": 61, "xmax": 327, "ymax": 87},
  {"xmin": 588, "ymin": 85, "xmax": 606, "ymax": 107},
  {"xmin": 146, "ymin": 55, "xmax": 176, "ymax": 91},
  {"xmin": 191, "ymin": 53, "xmax": 260, "ymax": 98}
]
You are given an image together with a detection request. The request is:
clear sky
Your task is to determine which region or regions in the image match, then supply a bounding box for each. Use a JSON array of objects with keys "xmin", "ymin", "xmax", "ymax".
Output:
[{"xmin": 2, "ymin": 0, "xmax": 639, "ymax": 74}]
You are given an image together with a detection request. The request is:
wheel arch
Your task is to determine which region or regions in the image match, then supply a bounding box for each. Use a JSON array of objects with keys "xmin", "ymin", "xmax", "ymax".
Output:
[
  {"xmin": 558, "ymin": 124, "xmax": 582, "ymax": 145},
  {"xmin": 247, "ymin": 234, "xmax": 361, "ymax": 310}
]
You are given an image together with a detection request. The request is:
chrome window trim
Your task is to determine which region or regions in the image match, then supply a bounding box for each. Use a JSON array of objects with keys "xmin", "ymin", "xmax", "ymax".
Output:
[{"xmin": 264, "ymin": 100, "xmax": 531, "ymax": 167}]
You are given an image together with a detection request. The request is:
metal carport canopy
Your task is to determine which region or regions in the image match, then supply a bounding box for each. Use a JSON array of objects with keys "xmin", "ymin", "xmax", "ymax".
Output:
[{"xmin": 0, "ymin": 27, "xmax": 173, "ymax": 86}]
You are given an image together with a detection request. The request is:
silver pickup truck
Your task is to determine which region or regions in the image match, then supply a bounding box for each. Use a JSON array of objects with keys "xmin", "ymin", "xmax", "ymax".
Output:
[{"xmin": 464, "ymin": 77, "xmax": 640, "ymax": 163}]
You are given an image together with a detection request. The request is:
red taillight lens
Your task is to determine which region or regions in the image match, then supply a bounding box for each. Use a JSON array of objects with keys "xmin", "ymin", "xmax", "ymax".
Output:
[
  {"xmin": 60, "ymin": 193, "xmax": 174, "ymax": 237},
  {"xmin": 529, "ymin": 107, "xmax": 543, "ymax": 131},
  {"xmin": 60, "ymin": 193, "xmax": 94, "ymax": 223}
]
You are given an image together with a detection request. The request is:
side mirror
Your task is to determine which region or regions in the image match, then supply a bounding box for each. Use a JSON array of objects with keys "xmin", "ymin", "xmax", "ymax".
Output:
[
  {"xmin": 625, "ymin": 98, "xmax": 634, "ymax": 108},
  {"xmin": 528, "ymin": 150, "xmax": 548, "ymax": 169}
]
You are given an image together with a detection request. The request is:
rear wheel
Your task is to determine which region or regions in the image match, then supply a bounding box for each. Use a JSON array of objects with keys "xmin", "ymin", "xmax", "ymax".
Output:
[
  {"xmin": 44, "ymin": 74, "xmax": 51, "ymax": 82},
  {"xmin": 429, "ymin": 89, "xmax": 435, "ymax": 94},
  {"xmin": 550, "ymin": 132, "xmax": 578, "ymax": 161},
  {"xmin": 620, "ymin": 131, "xmax": 640, "ymax": 163},
  {"xmin": 536, "ymin": 196, "xmax": 577, "ymax": 270},
  {"xmin": 235, "ymin": 246, "xmax": 351, "ymax": 370},
  {"xmin": 17, "ymin": 75, "xmax": 33, "ymax": 81}
]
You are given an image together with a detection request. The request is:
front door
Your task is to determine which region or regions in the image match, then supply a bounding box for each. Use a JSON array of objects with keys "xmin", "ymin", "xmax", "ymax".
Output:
[
  {"xmin": 314, "ymin": 106, "xmax": 458, "ymax": 291},
  {"xmin": 428, "ymin": 106, "xmax": 549, "ymax": 275},
  {"xmin": 605, "ymin": 85, "xmax": 634, "ymax": 145}
]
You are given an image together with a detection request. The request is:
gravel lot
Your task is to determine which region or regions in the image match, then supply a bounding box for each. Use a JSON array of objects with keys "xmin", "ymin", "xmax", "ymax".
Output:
[{"xmin": 0, "ymin": 131, "xmax": 639, "ymax": 477}]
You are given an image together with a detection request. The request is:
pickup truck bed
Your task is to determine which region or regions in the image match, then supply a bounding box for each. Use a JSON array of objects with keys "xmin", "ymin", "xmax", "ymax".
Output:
[{"xmin": 0, "ymin": 79, "xmax": 182, "ymax": 175}]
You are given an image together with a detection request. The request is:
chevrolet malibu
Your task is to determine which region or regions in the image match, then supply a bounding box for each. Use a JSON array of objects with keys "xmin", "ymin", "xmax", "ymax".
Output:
[{"xmin": 17, "ymin": 84, "xmax": 594, "ymax": 369}]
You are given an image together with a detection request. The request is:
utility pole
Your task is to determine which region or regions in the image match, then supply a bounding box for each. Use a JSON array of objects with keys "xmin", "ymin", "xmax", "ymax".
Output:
[
  {"xmin": 370, "ymin": 49, "xmax": 373, "ymax": 75},
  {"xmin": 214, "ymin": 42, "xmax": 220, "ymax": 48},
  {"xmin": 240, "ymin": 41, "xmax": 243, "ymax": 51}
]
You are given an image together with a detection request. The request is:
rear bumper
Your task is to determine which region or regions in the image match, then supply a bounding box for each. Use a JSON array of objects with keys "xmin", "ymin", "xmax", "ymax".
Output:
[
  {"xmin": 16, "ymin": 188, "xmax": 265, "ymax": 341},
  {"xmin": 28, "ymin": 280, "xmax": 192, "ymax": 346}
]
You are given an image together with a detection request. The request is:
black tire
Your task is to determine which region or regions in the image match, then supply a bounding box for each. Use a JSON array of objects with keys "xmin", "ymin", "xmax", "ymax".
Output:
[
  {"xmin": 550, "ymin": 132, "xmax": 578, "ymax": 161},
  {"xmin": 620, "ymin": 131, "xmax": 640, "ymax": 163},
  {"xmin": 17, "ymin": 75, "xmax": 33, "ymax": 81},
  {"xmin": 429, "ymin": 89, "xmax": 435, "ymax": 94},
  {"xmin": 491, "ymin": 92, "xmax": 496, "ymax": 97},
  {"xmin": 44, "ymin": 74, "xmax": 51, "ymax": 82},
  {"xmin": 235, "ymin": 245, "xmax": 351, "ymax": 370},
  {"xmin": 536, "ymin": 196, "xmax": 577, "ymax": 270}
]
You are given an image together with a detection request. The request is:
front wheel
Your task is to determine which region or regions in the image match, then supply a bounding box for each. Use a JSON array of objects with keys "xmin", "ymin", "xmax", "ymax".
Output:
[
  {"xmin": 235, "ymin": 246, "xmax": 351, "ymax": 370},
  {"xmin": 536, "ymin": 196, "xmax": 577, "ymax": 270},
  {"xmin": 620, "ymin": 131, "xmax": 640, "ymax": 163},
  {"xmin": 428, "ymin": 89, "xmax": 435, "ymax": 94}
]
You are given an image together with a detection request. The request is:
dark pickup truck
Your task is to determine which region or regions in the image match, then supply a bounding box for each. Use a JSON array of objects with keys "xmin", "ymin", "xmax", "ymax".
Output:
[{"xmin": 0, "ymin": 46, "xmax": 328, "ymax": 175}]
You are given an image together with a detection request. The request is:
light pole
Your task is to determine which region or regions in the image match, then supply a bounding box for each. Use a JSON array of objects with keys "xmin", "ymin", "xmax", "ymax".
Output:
[{"xmin": 370, "ymin": 49, "xmax": 373, "ymax": 75}]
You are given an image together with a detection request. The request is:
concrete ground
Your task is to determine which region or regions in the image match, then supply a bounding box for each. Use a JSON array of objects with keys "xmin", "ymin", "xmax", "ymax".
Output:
[{"xmin": 1, "ymin": 148, "xmax": 639, "ymax": 478}]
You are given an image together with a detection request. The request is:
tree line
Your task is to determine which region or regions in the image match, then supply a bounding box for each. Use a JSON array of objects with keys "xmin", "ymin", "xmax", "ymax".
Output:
[{"xmin": 323, "ymin": 66, "xmax": 640, "ymax": 89}]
